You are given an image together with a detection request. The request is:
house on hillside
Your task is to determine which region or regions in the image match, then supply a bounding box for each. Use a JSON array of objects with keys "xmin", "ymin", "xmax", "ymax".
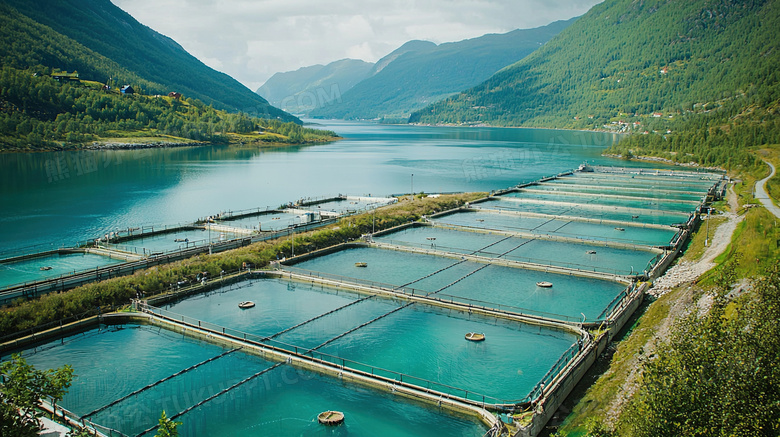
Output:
[
  {"xmin": 52, "ymin": 71, "xmax": 80, "ymax": 83},
  {"xmin": 120, "ymin": 85, "xmax": 135, "ymax": 95},
  {"xmin": 168, "ymin": 92, "xmax": 182, "ymax": 99}
]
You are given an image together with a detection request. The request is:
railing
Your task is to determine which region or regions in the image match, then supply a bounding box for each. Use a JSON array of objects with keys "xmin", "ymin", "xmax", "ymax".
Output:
[
  {"xmin": 374, "ymin": 238, "xmax": 647, "ymax": 277},
  {"xmin": 525, "ymin": 339, "xmax": 584, "ymax": 403},
  {"xmin": 41, "ymin": 396, "xmax": 128, "ymax": 437},
  {"xmin": 0, "ymin": 238, "xmax": 258, "ymax": 303},
  {"xmin": 428, "ymin": 220, "xmax": 664, "ymax": 250},
  {"xmin": 140, "ymin": 303, "xmax": 530, "ymax": 408},
  {"xmin": 0, "ymin": 305, "xmax": 118, "ymax": 352},
  {"xmin": 280, "ymin": 266, "xmax": 585, "ymax": 324},
  {"xmin": 0, "ymin": 242, "xmax": 73, "ymax": 263}
]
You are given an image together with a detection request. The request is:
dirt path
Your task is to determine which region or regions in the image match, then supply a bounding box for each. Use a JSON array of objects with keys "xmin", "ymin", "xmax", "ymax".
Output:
[
  {"xmin": 755, "ymin": 160, "xmax": 780, "ymax": 218},
  {"xmin": 649, "ymin": 184, "xmax": 742, "ymax": 297},
  {"xmin": 603, "ymin": 186, "xmax": 743, "ymax": 426}
]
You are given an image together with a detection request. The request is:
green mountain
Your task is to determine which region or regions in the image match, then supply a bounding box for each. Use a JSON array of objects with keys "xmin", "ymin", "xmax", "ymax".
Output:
[
  {"xmin": 257, "ymin": 59, "xmax": 374, "ymax": 115},
  {"xmin": 0, "ymin": 0, "xmax": 295, "ymax": 122},
  {"xmin": 310, "ymin": 19, "xmax": 573, "ymax": 121},
  {"xmin": 411, "ymin": 0, "xmax": 780, "ymax": 130}
]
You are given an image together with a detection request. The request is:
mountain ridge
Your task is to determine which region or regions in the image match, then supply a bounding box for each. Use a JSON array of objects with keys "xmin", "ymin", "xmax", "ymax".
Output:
[
  {"xmin": 258, "ymin": 19, "xmax": 572, "ymax": 121},
  {"xmin": 411, "ymin": 0, "xmax": 780, "ymax": 130},
  {"xmin": 257, "ymin": 59, "xmax": 374, "ymax": 115},
  {"xmin": 0, "ymin": 0, "xmax": 295, "ymax": 121}
]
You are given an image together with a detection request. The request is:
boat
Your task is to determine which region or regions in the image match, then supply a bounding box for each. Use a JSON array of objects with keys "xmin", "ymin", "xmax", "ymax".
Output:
[
  {"xmin": 317, "ymin": 410, "xmax": 345, "ymax": 425},
  {"xmin": 586, "ymin": 250, "xmax": 597, "ymax": 255},
  {"xmin": 355, "ymin": 262, "xmax": 368, "ymax": 267},
  {"xmin": 578, "ymin": 162, "xmax": 594, "ymax": 172},
  {"xmin": 465, "ymin": 332, "xmax": 486, "ymax": 342},
  {"xmin": 238, "ymin": 301, "xmax": 255, "ymax": 309},
  {"xmin": 614, "ymin": 227, "xmax": 625, "ymax": 231},
  {"xmin": 536, "ymin": 281, "xmax": 553, "ymax": 288}
]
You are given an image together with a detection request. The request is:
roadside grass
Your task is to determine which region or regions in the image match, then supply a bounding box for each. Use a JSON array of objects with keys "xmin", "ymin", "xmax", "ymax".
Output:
[
  {"xmin": 680, "ymin": 215, "xmax": 727, "ymax": 263},
  {"xmin": 553, "ymin": 284, "xmax": 692, "ymax": 436},
  {"xmin": 756, "ymin": 145, "xmax": 780, "ymax": 206},
  {"xmin": 698, "ymin": 206, "xmax": 780, "ymax": 284}
]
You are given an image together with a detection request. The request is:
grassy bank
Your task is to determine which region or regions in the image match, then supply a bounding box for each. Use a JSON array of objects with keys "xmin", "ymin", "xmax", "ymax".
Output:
[
  {"xmin": 0, "ymin": 193, "xmax": 483, "ymax": 338},
  {"xmin": 553, "ymin": 153, "xmax": 780, "ymax": 436}
]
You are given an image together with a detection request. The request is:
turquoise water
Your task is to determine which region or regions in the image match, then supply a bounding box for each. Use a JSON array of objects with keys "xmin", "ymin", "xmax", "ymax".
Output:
[
  {"xmin": 375, "ymin": 225, "xmax": 659, "ymax": 275},
  {"xmin": 0, "ymin": 122, "xmax": 636, "ymax": 253},
  {"xmin": 17, "ymin": 325, "xmax": 488, "ymax": 436},
  {"xmin": 291, "ymin": 246, "xmax": 627, "ymax": 321},
  {"xmin": 433, "ymin": 210, "xmax": 679, "ymax": 247},
  {"xmin": 304, "ymin": 197, "xmax": 395, "ymax": 214},
  {"xmin": 0, "ymin": 252, "xmax": 120, "ymax": 289},
  {"xmin": 163, "ymin": 278, "xmax": 578, "ymax": 401},
  {"xmin": 544, "ymin": 177, "xmax": 712, "ymax": 194},
  {"xmin": 501, "ymin": 191, "xmax": 699, "ymax": 214},
  {"xmin": 118, "ymin": 228, "xmax": 239, "ymax": 254},
  {"xmin": 474, "ymin": 198, "xmax": 689, "ymax": 227},
  {"xmin": 226, "ymin": 211, "xmax": 305, "ymax": 231},
  {"xmin": 569, "ymin": 172, "xmax": 719, "ymax": 189},
  {"xmin": 531, "ymin": 183, "xmax": 706, "ymax": 201}
]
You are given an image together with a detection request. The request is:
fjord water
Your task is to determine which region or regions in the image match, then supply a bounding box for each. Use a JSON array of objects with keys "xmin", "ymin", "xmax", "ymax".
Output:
[{"xmin": 0, "ymin": 122, "xmax": 632, "ymax": 254}]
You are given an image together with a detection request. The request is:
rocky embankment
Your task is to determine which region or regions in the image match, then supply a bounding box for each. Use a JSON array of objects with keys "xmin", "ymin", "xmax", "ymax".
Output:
[{"xmin": 88, "ymin": 141, "xmax": 203, "ymax": 150}]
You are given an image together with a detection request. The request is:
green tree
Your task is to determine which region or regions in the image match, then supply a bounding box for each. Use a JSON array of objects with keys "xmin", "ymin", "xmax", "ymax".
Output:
[
  {"xmin": 618, "ymin": 262, "xmax": 780, "ymax": 436},
  {"xmin": 155, "ymin": 410, "xmax": 182, "ymax": 437},
  {"xmin": 0, "ymin": 354, "xmax": 75, "ymax": 437}
]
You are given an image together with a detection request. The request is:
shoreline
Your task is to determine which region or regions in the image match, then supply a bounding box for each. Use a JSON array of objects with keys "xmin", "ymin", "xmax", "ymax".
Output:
[
  {"xmin": 0, "ymin": 136, "xmax": 341, "ymax": 153},
  {"xmin": 600, "ymin": 152, "xmax": 727, "ymax": 172}
]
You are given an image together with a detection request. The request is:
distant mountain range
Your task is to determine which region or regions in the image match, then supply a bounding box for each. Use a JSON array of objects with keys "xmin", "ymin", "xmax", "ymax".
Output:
[
  {"xmin": 0, "ymin": 0, "xmax": 296, "ymax": 122},
  {"xmin": 257, "ymin": 19, "xmax": 574, "ymax": 121},
  {"xmin": 411, "ymin": 0, "xmax": 780, "ymax": 129},
  {"xmin": 257, "ymin": 59, "xmax": 374, "ymax": 115}
]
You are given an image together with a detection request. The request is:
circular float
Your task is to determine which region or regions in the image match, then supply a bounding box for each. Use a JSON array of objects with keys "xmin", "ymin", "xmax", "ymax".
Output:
[
  {"xmin": 465, "ymin": 332, "xmax": 485, "ymax": 342},
  {"xmin": 238, "ymin": 301, "xmax": 255, "ymax": 309},
  {"xmin": 536, "ymin": 281, "xmax": 553, "ymax": 288},
  {"xmin": 317, "ymin": 410, "xmax": 345, "ymax": 425}
]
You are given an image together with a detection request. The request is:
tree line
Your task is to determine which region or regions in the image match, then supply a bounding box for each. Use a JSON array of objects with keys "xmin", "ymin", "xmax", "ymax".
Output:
[{"xmin": 0, "ymin": 66, "xmax": 335, "ymax": 149}]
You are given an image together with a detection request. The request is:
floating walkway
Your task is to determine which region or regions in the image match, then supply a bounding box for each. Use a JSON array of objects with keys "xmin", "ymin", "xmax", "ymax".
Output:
[
  {"xmin": 370, "ymin": 241, "xmax": 635, "ymax": 283},
  {"xmin": 468, "ymin": 207, "xmax": 676, "ymax": 231}
]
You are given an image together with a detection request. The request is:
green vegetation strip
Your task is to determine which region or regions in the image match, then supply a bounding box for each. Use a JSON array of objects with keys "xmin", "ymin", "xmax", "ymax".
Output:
[{"xmin": 0, "ymin": 193, "xmax": 483, "ymax": 339}]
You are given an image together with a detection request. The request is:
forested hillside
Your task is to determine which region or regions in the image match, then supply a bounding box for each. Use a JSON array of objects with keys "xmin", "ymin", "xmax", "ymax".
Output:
[
  {"xmin": 0, "ymin": 0, "xmax": 294, "ymax": 121},
  {"xmin": 257, "ymin": 59, "xmax": 374, "ymax": 115},
  {"xmin": 0, "ymin": 66, "xmax": 336, "ymax": 150},
  {"xmin": 310, "ymin": 19, "xmax": 573, "ymax": 121},
  {"xmin": 412, "ymin": 0, "xmax": 780, "ymax": 129}
]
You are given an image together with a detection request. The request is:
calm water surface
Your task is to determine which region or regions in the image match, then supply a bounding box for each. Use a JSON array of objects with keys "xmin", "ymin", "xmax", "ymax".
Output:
[{"xmin": 1, "ymin": 122, "xmax": 637, "ymax": 254}]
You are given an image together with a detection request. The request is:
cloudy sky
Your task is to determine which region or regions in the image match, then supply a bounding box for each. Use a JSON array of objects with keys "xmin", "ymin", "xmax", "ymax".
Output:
[{"xmin": 112, "ymin": 0, "xmax": 601, "ymax": 91}]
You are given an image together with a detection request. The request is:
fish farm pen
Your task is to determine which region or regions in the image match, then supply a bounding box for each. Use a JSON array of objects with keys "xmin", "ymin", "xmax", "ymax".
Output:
[{"xmin": 1, "ymin": 167, "xmax": 725, "ymax": 437}]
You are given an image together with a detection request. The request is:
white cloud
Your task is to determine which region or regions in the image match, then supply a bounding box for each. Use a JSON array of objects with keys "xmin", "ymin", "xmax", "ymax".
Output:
[{"xmin": 111, "ymin": 0, "xmax": 601, "ymax": 91}]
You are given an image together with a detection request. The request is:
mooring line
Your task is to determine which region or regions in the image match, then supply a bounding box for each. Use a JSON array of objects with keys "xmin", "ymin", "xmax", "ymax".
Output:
[
  {"xmin": 308, "ymin": 302, "xmax": 415, "ymax": 352},
  {"xmin": 81, "ymin": 347, "xmax": 241, "ymax": 420},
  {"xmin": 135, "ymin": 362, "xmax": 284, "ymax": 437},
  {"xmin": 263, "ymin": 295, "xmax": 375, "ymax": 340}
]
